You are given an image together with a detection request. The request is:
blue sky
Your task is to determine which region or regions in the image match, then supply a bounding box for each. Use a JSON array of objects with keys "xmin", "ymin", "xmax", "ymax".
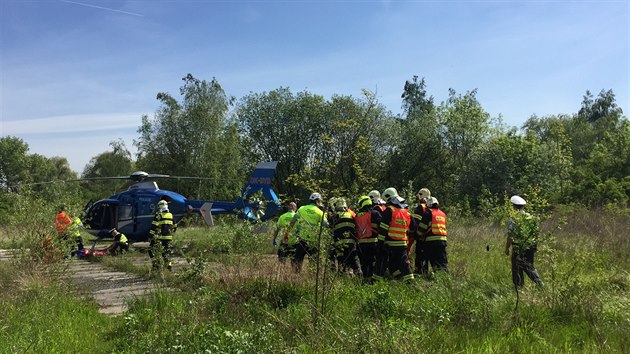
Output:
[{"xmin": 1, "ymin": 0, "xmax": 628, "ymax": 173}]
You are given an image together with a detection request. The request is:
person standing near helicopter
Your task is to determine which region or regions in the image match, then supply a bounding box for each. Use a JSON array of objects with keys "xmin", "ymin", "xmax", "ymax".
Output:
[
  {"xmin": 54, "ymin": 205, "xmax": 73, "ymax": 257},
  {"xmin": 149, "ymin": 200, "xmax": 175, "ymax": 271}
]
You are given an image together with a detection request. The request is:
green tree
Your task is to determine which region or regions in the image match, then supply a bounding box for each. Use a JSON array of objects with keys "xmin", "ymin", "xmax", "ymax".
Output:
[
  {"xmin": 568, "ymin": 89, "xmax": 628, "ymax": 206},
  {"xmin": 437, "ymin": 88, "xmax": 496, "ymax": 205},
  {"xmin": 522, "ymin": 115, "xmax": 573, "ymax": 202},
  {"xmin": 135, "ymin": 74, "xmax": 243, "ymax": 200},
  {"xmin": 0, "ymin": 136, "xmax": 30, "ymax": 192},
  {"xmin": 387, "ymin": 76, "xmax": 444, "ymax": 197},
  {"xmin": 236, "ymin": 88, "xmax": 327, "ymax": 197}
]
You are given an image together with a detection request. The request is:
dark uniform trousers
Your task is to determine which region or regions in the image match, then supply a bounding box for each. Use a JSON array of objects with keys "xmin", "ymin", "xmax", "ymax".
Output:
[{"xmin": 511, "ymin": 245, "xmax": 542, "ymax": 287}]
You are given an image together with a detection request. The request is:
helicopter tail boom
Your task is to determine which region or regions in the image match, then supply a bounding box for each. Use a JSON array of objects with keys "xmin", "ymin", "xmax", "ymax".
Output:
[{"xmin": 188, "ymin": 161, "xmax": 281, "ymax": 222}]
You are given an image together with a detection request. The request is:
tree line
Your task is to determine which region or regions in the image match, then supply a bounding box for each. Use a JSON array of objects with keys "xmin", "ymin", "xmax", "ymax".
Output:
[{"xmin": 1, "ymin": 74, "xmax": 628, "ymax": 224}]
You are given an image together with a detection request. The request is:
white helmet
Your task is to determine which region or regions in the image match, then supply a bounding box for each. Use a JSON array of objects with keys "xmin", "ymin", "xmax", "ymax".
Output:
[
  {"xmin": 334, "ymin": 198, "xmax": 347, "ymax": 211},
  {"xmin": 417, "ymin": 188, "xmax": 431, "ymax": 200},
  {"xmin": 427, "ymin": 197, "xmax": 439, "ymax": 207},
  {"xmin": 382, "ymin": 187, "xmax": 399, "ymax": 203},
  {"xmin": 510, "ymin": 195, "xmax": 527, "ymax": 206},
  {"xmin": 309, "ymin": 192, "xmax": 322, "ymax": 201},
  {"xmin": 368, "ymin": 190, "xmax": 380, "ymax": 202},
  {"xmin": 157, "ymin": 200, "xmax": 169, "ymax": 211}
]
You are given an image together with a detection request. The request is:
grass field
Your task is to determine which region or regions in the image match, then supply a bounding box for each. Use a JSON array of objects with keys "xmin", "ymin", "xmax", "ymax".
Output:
[{"xmin": 0, "ymin": 208, "xmax": 629, "ymax": 353}]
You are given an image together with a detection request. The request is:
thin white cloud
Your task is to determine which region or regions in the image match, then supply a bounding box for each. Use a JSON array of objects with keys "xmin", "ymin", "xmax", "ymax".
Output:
[{"xmin": 1, "ymin": 113, "xmax": 143, "ymax": 135}]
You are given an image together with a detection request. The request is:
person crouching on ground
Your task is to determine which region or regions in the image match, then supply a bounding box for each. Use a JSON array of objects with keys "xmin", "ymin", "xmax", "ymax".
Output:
[{"xmin": 107, "ymin": 228, "xmax": 129, "ymax": 256}]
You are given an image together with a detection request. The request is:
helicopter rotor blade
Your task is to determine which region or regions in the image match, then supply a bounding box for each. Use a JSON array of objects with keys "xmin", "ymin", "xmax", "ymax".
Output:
[{"xmin": 7, "ymin": 171, "xmax": 234, "ymax": 190}]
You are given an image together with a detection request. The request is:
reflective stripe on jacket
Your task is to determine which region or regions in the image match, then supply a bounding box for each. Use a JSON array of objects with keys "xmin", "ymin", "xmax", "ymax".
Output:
[
  {"xmin": 334, "ymin": 211, "xmax": 355, "ymax": 242},
  {"xmin": 152, "ymin": 212, "xmax": 174, "ymax": 240},
  {"xmin": 411, "ymin": 203, "xmax": 428, "ymax": 237}
]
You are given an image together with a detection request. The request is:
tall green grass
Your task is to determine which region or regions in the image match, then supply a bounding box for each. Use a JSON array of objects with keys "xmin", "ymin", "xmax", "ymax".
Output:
[{"xmin": 1, "ymin": 208, "xmax": 629, "ymax": 353}]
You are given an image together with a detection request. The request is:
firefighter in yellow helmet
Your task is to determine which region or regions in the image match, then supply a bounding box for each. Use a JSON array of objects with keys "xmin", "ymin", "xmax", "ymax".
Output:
[
  {"xmin": 354, "ymin": 195, "xmax": 381, "ymax": 281},
  {"xmin": 409, "ymin": 188, "xmax": 431, "ymax": 274},
  {"xmin": 287, "ymin": 193, "xmax": 329, "ymax": 272},
  {"xmin": 149, "ymin": 199, "xmax": 175, "ymax": 271},
  {"xmin": 331, "ymin": 198, "xmax": 361, "ymax": 275},
  {"xmin": 377, "ymin": 187, "xmax": 414, "ymax": 282}
]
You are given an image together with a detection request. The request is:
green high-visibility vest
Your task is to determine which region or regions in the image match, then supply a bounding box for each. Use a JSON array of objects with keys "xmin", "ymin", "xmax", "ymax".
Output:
[{"xmin": 295, "ymin": 204, "xmax": 327, "ymax": 242}]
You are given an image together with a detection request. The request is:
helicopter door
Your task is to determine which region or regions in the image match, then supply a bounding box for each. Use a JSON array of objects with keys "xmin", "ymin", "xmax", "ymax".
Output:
[
  {"xmin": 87, "ymin": 201, "xmax": 118, "ymax": 235},
  {"xmin": 117, "ymin": 204, "xmax": 134, "ymax": 232}
]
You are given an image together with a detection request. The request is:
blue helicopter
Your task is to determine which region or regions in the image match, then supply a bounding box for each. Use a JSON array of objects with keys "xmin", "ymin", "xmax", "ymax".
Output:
[{"xmin": 82, "ymin": 161, "xmax": 281, "ymax": 242}]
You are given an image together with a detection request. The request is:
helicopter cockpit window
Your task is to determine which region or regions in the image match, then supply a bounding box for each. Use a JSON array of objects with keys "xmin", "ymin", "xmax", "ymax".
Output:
[{"xmin": 118, "ymin": 205, "xmax": 133, "ymax": 221}]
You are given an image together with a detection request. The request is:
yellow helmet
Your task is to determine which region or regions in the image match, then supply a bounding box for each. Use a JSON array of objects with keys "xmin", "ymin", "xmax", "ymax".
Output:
[{"xmin": 358, "ymin": 195, "xmax": 372, "ymax": 209}]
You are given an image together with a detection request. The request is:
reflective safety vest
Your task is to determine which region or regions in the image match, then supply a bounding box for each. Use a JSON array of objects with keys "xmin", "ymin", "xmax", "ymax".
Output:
[
  {"xmin": 355, "ymin": 211, "xmax": 378, "ymax": 243},
  {"xmin": 69, "ymin": 217, "xmax": 82, "ymax": 238},
  {"xmin": 334, "ymin": 211, "xmax": 355, "ymax": 244},
  {"xmin": 152, "ymin": 212, "xmax": 174, "ymax": 240},
  {"xmin": 295, "ymin": 204, "xmax": 327, "ymax": 242},
  {"xmin": 55, "ymin": 212, "xmax": 72, "ymax": 236},
  {"xmin": 277, "ymin": 211, "xmax": 296, "ymax": 244},
  {"xmin": 425, "ymin": 208, "xmax": 447, "ymax": 241},
  {"xmin": 385, "ymin": 206, "xmax": 410, "ymax": 246},
  {"xmin": 117, "ymin": 233, "xmax": 128, "ymax": 244}
]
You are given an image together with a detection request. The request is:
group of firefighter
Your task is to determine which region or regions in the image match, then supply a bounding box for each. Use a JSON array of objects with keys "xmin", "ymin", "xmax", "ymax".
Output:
[
  {"xmin": 273, "ymin": 188, "xmax": 543, "ymax": 288},
  {"xmin": 273, "ymin": 187, "xmax": 448, "ymax": 283},
  {"xmin": 53, "ymin": 203, "xmax": 173, "ymax": 271},
  {"xmin": 54, "ymin": 188, "xmax": 542, "ymax": 286}
]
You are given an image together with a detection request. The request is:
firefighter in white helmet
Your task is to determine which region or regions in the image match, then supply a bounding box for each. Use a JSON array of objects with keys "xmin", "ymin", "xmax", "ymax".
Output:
[
  {"xmin": 505, "ymin": 195, "xmax": 543, "ymax": 288},
  {"xmin": 414, "ymin": 196, "xmax": 449, "ymax": 272},
  {"xmin": 375, "ymin": 187, "xmax": 414, "ymax": 282},
  {"xmin": 287, "ymin": 192, "xmax": 328, "ymax": 272},
  {"xmin": 149, "ymin": 199, "xmax": 174, "ymax": 271},
  {"xmin": 368, "ymin": 190, "xmax": 387, "ymax": 280}
]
